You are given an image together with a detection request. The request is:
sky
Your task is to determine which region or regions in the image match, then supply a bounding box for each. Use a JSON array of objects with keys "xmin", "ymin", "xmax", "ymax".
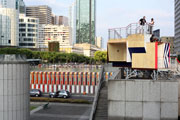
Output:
[{"xmin": 24, "ymin": 0, "xmax": 174, "ymax": 49}]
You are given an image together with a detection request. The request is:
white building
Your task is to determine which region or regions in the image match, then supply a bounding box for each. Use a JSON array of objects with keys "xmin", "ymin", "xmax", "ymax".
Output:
[
  {"xmin": 19, "ymin": 14, "xmax": 39, "ymax": 48},
  {"xmin": 69, "ymin": 2, "xmax": 76, "ymax": 45},
  {"xmin": 96, "ymin": 37, "xmax": 103, "ymax": 48},
  {"xmin": 0, "ymin": 0, "xmax": 19, "ymax": 46},
  {"xmin": 38, "ymin": 24, "xmax": 71, "ymax": 49},
  {"xmin": 175, "ymin": 0, "xmax": 180, "ymax": 54}
]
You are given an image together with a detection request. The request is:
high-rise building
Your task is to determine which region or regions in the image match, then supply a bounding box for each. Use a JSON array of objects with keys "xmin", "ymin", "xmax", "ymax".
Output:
[
  {"xmin": 26, "ymin": 5, "xmax": 52, "ymax": 24},
  {"xmin": 76, "ymin": 0, "xmax": 96, "ymax": 45},
  {"xmin": 19, "ymin": 14, "xmax": 39, "ymax": 48},
  {"xmin": 51, "ymin": 14, "xmax": 69, "ymax": 26},
  {"xmin": 69, "ymin": 2, "xmax": 76, "ymax": 45},
  {"xmin": 38, "ymin": 24, "xmax": 70, "ymax": 49},
  {"xmin": 0, "ymin": 0, "xmax": 19, "ymax": 9},
  {"xmin": 0, "ymin": 0, "xmax": 19, "ymax": 46},
  {"xmin": 19, "ymin": 0, "xmax": 26, "ymax": 14},
  {"xmin": 175, "ymin": 0, "xmax": 180, "ymax": 54},
  {"xmin": 95, "ymin": 37, "xmax": 103, "ymax": 48}
]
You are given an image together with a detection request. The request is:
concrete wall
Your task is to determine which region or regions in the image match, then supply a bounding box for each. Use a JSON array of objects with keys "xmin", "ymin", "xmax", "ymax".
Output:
[
  {"xmin": 108, "ymin": 79, "xmax": 178, "ymax": 120},
  {"xmin": 0, "ymin": 55, "xmax": 30, "ymax": 120}
]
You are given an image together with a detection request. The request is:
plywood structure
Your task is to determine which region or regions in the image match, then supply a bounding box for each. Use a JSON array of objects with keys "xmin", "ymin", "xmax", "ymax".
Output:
[
  {"xmin": 108, "ymin": 43, "xmax": 126, "ymax": 61},
  {"xmin": 108, "ymin": 33, "xmax": 170, "ymax": 70}
]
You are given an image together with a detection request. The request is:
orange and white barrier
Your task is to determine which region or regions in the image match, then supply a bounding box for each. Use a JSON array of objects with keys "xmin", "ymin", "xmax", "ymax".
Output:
[{"xmin": 30, "ymin": 71, "xmax": 114, "ymax": 94}]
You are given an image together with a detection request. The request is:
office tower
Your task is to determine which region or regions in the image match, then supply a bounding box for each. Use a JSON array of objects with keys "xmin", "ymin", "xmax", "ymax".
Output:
[
  {"xmin": 69, "ymin": 2, "xmax": 76, "ymax": 45},
  {"xmin": 51, "ymin": 15, "xmax": 69, "ymax": 26},
  {"xmin": 26, "ymin": 5, "xmax": 52, "ymax": 24},
  {"xmin": 19, "ymin": 14, "xmax": 39, "ymax": 48},
  {"xmin": 19, "ymin": 0, "xmax": 26, "ymax": 14},
  {"xmin": 38, "ymin": 24, "xmax": 70, "ymax": 49},
  {"xmin": 0, "ymin": 0, "xmax": 19, "ymax": 46},
  {"xmin": 175, "ymin": 0, "xmax": 180, "ymax": 54},
  {"xmin": 76, "ymin": 0, "xmax": 96, "ymax": 45},
  {"xmin": 96, "ymin": 37, "xmax": 103, "ymax": 48}
]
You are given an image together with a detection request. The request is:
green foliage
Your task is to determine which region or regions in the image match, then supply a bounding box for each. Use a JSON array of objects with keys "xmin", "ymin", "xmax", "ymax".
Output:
[
  {"xmin": 94, "ymin": 51, "xmax": 107, "ymax": 64},
  {"xmin": 0, "ymin": 47, "xmax": 94, "ymax": 64},
  {"xmin": 30, "ymin": 97, "xmax": 91, "ymax": 104}
]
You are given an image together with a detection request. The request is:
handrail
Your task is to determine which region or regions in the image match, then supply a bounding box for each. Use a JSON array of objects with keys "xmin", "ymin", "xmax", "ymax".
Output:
[
  {"xmin": 89, "ymin": 66, "xmax": 105, "ymax": 120},
  {"xmin": 109, "ymin": 22, "xmax": 152, "ymax": 40}
]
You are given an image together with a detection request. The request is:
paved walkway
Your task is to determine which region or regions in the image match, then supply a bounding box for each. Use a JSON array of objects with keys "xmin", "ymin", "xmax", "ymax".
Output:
[{"xmin": 30, "ymin": 103, "xmax": 92, "ymax": 120}]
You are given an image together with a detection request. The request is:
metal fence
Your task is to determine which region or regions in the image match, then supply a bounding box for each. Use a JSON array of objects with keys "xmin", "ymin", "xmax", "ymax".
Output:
[{"xmin": 109, "ymin": 23, "xmax": 152, "ymax": 40}]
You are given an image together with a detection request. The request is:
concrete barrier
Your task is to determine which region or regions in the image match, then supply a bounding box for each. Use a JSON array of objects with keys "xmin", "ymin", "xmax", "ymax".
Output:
[{"xmin": 108, "ymin": 79, "xmax": 178, "ymax": 120}]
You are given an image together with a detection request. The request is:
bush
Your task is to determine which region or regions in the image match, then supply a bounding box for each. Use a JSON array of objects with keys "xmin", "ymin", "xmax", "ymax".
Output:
[
  {"xmin": 30, "ymin": 97, "xmax": 91, "ymax": 104},
  {"xmin": 0, "ymin": 48, "xmax": 94, "ymax": 64}
]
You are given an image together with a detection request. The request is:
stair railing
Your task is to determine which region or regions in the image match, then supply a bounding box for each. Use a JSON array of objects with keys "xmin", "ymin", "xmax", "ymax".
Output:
[{"xmin": 89, "ymin": 66, "xmax": 105, "ymax": 120}]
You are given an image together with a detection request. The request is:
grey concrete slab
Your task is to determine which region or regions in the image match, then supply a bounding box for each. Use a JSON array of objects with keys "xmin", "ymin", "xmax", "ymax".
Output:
[
  {"xmin": 108, "ymin": 81, "xmax": 125, "ymax": 101},
  {"xmin": 161, "ymin": 81, "xmax": 178, "ymax": 102},
  {"xmin": 143, "ymin": 81, "xmax": 160, "ymax": 102},
  {"xmin": 126, "ymin": 81, "xmax": 143, "ymax": 102},
  {"xmin": 108, "ymin": 101, "xmax": 125, "ymax": 119},
  {"xmin": 143, "ymin": 102, "xmax": 160, "ymax": 120},
  {"xmin": 125, "ymin": 102, "xmax": 142, "ymax": 118}
]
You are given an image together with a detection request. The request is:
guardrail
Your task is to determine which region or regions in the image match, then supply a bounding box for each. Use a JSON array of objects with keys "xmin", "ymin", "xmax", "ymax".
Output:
[
  {"xmin": 108, "ymin": 23, "xmax": 151, "ymax": 40},
  {"xmin": 89, "ymin": 66, "xmax": 105, "ymax": 120}
]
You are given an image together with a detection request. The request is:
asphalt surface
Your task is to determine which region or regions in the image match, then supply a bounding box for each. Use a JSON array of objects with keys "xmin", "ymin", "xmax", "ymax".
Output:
[
  {"xmin": 38, "ymin": 94, "xmax": 94, "ymax": 102},
  {"xmin": 30, "ymin": 103, "xmax": 92, "ymax": 120}
]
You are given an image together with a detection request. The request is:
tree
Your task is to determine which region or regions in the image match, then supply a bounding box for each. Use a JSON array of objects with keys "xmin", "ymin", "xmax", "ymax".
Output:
[{"xmin": 94, "ymin": 51, "xmax": 107, "ymax": 64}]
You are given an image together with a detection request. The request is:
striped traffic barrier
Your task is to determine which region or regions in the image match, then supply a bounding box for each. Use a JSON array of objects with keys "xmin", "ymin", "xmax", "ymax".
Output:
[
  {"xmin": 83, "ymin": 72, "xmax": 87, "ymax": 94},
  {"xmin": 44, "ymin": 84, "xmax": 48, "ymax": 93},
  {"xmin": 90, "ymin": 86, "xmax": 95, "ymax": 94},
  {"xmin": 39, "ymin": 72, "xmax": 43, "ymax": 84},
  {"xmin": 47, "ymin": 72, "xmax": 52, "ymax": 85},
  {"xmin": 60, "ymin": 72, "xmax": 65, "ymax": 89},
  {"xmin": 92, "ymin": 72, "xmax": 96, "ymax": 86},
  {"xmin": 65, "ymin": 72, "xmax": 69, "ymax": 90},
  {"xmin": 78, "ymin": 72, "xmax": 82, "ymax": 93},
  {"xmin": 30, "ymin": 72, "xmax": 34, "ymax": 84},
  {"xmin": 52, "ymin": 72, "xmax": 56, "ymax": 85},
  {"xmin": 56, "ymin": 72, "xmax": 60, "ymax": 85},
  {"xmin": 87, "ymin": 72, "xmax": 91, "ymax": 86},
  {"xmin": 71, "ymin": 85, "xmax": 75, "ymax": 93},
  {"xmin": 86, "ymin": 85, "xmax": 89, "ymax": 94},
  {"xmin": 74, "ymin": 72, "xmax": 78, "ymax": 93},
  {"xmin": 43, "ymin": 72, "xmax": 47, "ymax": 84},
  {"xmin": 40, "ymin": 84, "xmax": 44, "ymax": 92},
  {"xmin": 105, "ymin": 72, "xmax": 109, "ymax": 81},
  {"xmin": 96, "ymin": 72, "xmax": 99, "ymax": 85}
]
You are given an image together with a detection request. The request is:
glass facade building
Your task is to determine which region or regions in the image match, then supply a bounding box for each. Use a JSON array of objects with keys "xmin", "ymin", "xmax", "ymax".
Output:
[
  {"xmin": 76, "ymin": 0, "xmax": 96, "ymax": 45},
  {"xmin": 0, "ymin": 0, "xmax": 19, "ymax": 46},
  {"xmin": 175, "ymin": 0, "xmax": 180, "ymax": 54}
]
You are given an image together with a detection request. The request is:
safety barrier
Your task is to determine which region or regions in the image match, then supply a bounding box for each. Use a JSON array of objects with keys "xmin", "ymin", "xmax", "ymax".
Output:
[{"xmin": 30, "ymin": 71, "xmax": 113, "ymax": 94}]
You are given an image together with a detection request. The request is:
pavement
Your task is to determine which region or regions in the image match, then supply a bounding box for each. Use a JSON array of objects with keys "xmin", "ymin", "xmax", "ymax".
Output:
[
  {"xmin": 38, "ymin": 94, "xmax": 94, "ymax": 102},
  {"xmin": 30, "ymin": 103, "xmax": 92, "ymax": 120}
]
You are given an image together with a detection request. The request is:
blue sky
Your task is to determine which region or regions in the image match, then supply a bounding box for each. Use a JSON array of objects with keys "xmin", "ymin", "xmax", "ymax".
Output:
[{"xmin": 24, "ymin": 0, "xmax": 174, "ymax": 49}]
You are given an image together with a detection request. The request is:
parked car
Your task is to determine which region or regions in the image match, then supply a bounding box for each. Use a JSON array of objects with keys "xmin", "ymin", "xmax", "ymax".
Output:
[
  {"xmin": 30, "ymin": 89, "xmax": 42, "ymax": 97},
  {"xmin": 49, "ymin": 90, "xmax": 71, "ymax": 99}
]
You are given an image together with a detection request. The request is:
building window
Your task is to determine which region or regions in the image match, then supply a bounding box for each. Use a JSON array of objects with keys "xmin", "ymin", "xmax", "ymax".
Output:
[
  {"xmin": 8, "ymin": 40, "xmax": 11, "ymax": 44},
  {"xmin": 19, "ymin": 24, "xmax": 26, "ymax": 27}
]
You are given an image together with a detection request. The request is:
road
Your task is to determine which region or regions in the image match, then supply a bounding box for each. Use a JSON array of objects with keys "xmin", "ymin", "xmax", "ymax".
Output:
[
  {"xmin": 38, "ymin": 94, "xmax": 94, "ymax": 102},
  {"xmin": 30, "ymin": 103, "xmax": 92, "ymax": 120}
]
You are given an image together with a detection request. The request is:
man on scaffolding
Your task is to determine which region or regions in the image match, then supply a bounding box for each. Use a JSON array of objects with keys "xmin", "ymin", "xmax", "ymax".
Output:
[{"xmin": 139, "ymin": 16, "xmax": 146, "ymax": 34}]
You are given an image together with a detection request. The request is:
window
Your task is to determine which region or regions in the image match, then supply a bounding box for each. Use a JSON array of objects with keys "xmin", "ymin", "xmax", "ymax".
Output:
[
  {"xmin": 19, "ymin": 24, "xmax": 26, "ymax": 27},
  {"xmin": 20, "ymin": 28, "xmax": 26, "ymax": 32}
]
